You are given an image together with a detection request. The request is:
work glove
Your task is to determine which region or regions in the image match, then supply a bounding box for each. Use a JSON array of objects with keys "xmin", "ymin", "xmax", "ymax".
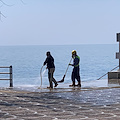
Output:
[
  {"xmin": 43, "ymin": 62, "xmax": 46, "ymax": 66},
  {"xmin": 69, "ymin": 64, "xmax": 72, "ymax": 66}
]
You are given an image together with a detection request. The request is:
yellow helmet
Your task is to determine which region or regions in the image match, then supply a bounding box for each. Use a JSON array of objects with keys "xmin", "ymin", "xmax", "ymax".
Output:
[{"xmin": 72, "ymin": 50, "xmax": 77, "ymax": 55}]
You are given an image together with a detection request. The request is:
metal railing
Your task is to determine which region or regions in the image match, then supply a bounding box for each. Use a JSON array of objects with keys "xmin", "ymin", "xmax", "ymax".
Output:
[{"xmin": 0, "ymin": 66, "xmax": 13, "ymax": 87}]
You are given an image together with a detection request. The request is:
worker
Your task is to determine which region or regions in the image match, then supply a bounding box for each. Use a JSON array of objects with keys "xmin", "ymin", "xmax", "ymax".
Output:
[
  {"xmin": 69, "ymin": 50, "xmax": 81, "ymax": 87},
  {"xmin": 43, "ymin": 51, "xmax": 58, "ymax": 89}
]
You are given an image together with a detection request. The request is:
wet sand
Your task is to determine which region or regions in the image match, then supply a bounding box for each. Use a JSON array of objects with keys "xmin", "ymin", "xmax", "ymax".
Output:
[{"xmin": 0, "ymin": 85, "xmax": 120, "ymax": 120}]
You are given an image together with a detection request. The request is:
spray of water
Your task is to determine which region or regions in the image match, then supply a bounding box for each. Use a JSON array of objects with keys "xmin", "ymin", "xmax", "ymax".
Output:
[
  {"xmin": 39, "ymin": 66, "xmax": 47, "ymax": 88},
  {"xmin": 42, "ymin": 69, "xmax": 47, "ymax": 76}
]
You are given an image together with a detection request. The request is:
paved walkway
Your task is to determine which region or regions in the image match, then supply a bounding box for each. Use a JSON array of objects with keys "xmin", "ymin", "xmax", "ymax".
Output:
[{"xmin": 0, "ymin": 85, "xmax": 120, "ymax": 120}]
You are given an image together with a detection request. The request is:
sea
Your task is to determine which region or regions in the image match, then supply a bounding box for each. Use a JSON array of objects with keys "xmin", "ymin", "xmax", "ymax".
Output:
[{"xmin": 0, "ymin": 44, "xmax": 119, "ymax": 88}]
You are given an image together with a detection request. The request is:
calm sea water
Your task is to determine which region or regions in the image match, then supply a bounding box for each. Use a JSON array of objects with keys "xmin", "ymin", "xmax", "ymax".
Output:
[{"xmin": 0, "ymin": 44, "xmax": 118, "ymax": 87}]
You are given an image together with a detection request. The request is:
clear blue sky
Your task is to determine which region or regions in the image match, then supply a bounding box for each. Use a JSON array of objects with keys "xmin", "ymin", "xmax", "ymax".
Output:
[{"xmin": 0, "ymin": 0, "xmax": 120, "ymax": 45}]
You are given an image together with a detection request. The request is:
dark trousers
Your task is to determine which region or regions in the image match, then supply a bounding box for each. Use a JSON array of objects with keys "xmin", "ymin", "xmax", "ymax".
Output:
[
  {"xmin": 71, "ymin": 67, "xmax": 81, "ymax": 83},
  {"xmin": 48, "ymin": 68, "xmax": 57, "ymax": 88}
]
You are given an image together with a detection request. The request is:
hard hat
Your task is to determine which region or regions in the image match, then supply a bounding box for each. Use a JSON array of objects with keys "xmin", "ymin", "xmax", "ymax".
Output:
[{"xmin": 72, "ymin": 50, "xmax": 77, "ymax": 55}]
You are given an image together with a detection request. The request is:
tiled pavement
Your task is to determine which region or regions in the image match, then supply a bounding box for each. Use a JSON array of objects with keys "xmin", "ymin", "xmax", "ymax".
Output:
[{"xmin": 0, "ymin": 86, "xmax": 120, "ymax": 120}]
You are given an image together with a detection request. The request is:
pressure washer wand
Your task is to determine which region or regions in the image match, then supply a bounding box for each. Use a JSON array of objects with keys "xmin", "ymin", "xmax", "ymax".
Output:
[{"xmin": 57, "ymin": 57, "xmax": 72, "ymax": 83}]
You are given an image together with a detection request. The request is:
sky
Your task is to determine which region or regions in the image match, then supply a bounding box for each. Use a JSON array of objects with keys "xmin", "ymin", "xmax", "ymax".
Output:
[{"xmin": 0, "ymin": 0, "xmax": 120, "ymax": 46}]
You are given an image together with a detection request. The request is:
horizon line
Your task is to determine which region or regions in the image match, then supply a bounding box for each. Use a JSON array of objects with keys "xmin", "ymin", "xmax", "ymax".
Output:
[{"xmin": 0, "ymin": 43, "xmax": 117, "ymax": 47}]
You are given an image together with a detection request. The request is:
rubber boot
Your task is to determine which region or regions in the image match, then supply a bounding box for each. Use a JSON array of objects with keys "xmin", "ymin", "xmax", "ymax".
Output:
[
  {"xmin": 69, "ymin": 81, "xmax": 75, "ymax": 87},
  {"xmin": 54, "ymin": 83, "xmax": 58, "ymax": 87},
  {"xmin": 77, "ymin": 81, "xmax": 81, "ymax": 87}
]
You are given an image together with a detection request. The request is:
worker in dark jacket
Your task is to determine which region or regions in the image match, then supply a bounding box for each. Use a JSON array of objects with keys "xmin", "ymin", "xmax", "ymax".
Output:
[
  {"xmin": 69, "ymin": 50, "xmax": 81, "ymax": 87},
  {"xmin": 43, "ymin": 51, "xmax": 58, "ymax": 89}
]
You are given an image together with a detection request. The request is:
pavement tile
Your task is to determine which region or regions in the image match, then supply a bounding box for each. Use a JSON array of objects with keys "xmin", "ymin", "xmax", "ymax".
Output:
[{"xmin": 0, "ymin": 87, "xmax": 120, "ymax": 119}]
